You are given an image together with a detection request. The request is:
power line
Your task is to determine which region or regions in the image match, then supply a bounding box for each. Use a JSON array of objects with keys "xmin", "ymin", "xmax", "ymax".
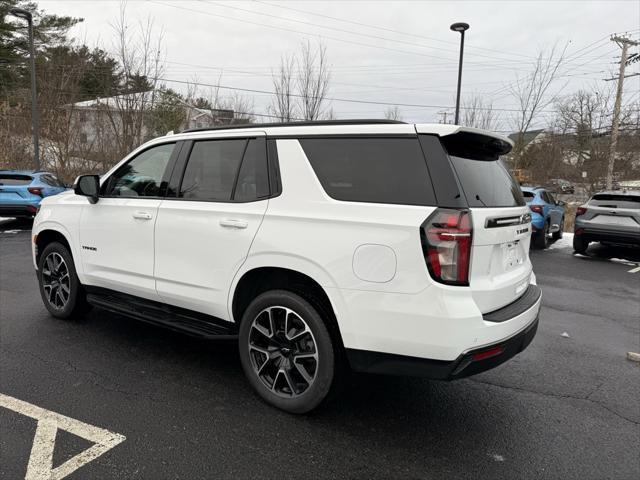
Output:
[
  {"xmin": 150, "ymin": 0, "xmax": 536, "ymax": 68},
  {"xmin": 155, "ymin": 76, "xmax": 564, "ymax": 113},
  {"xmin": 201, "ymin": 0, "xmax": 533, "ymax": 66}
]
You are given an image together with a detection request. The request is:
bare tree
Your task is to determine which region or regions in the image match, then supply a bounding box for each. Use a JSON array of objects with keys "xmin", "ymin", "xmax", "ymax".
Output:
[
  {"xmin": 270, "ymin": 41, "xmax": 332, "ymax": 122},
  {"xmin": 461, "ymin": 96, "xmax": 499, "ymax": 131},
  {"xmin": 509, "ymin": 44, "xmax": 567, "ymax": 168},
  {"xmin": 297, "ymin": 40, "xmax": 331, "ymax": 121},
  {"xmin": 552, "ymin": 86, "xmax": 639, "ymax": 191},
  {"xmin": 219, "ymin": 92, "xmax": 255, "ymax": 124},
  {"xmin": 270, "ymin": 54, "xmax": 296, "ymax": 122},
  {"xmin": 384, "ymin": 106, "xmax": 403, "ymax": 121},
  {"xmin": 106, "ymin": 1, "xmax": 165, "ymax": 158}
]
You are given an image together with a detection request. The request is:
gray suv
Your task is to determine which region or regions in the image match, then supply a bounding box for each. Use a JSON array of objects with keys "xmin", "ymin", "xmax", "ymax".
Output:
[{"xmin": 573, "ymin": 190, "xmax": 640, "ymax": 253}]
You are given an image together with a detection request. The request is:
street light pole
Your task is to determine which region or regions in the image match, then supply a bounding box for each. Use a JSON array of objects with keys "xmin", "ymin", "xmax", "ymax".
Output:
[
  {"xmin": 450, "ymin": 22, "xmax": 470, "ymax": 125},
  {"xmin": 10, "ymin": 8, "xmax": 40, "ymax": 171}
]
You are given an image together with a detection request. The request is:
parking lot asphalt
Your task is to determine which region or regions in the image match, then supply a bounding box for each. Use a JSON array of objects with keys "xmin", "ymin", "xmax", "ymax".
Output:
[{"xmin": 1, "ymin": 218, "xmax": 639, "ymax": 480}]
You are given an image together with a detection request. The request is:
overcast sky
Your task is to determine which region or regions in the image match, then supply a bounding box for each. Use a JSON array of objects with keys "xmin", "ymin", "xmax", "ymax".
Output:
[{"xmin": 41, "ymin": 0, "xmax": 640, "ymax": 131}]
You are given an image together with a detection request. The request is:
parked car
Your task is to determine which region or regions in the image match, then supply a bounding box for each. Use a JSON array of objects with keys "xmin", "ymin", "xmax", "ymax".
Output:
[
  {"xmin": 549, "ymin": 178, "xmax": 575, "ymax": 194},
  {"xmin": 595, "ymin": 179, "xmax": 621, "ymax": 191},
  {"xmin": 0, "ymin": 170, "xmax": 67, "ymax": 218},
  {"xmin": 521, "ymin": 186, "xmax": 565, "ymax": 249},
  {"xmin": 573, "ymin": 190, "xmax": 640, "ymax": 254},
  {"xmin": 32, "ymin": 120, "xmax": 541, "ymax": 413}
]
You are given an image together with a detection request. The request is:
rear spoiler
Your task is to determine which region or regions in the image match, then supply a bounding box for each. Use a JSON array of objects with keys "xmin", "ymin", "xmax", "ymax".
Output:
[{"xmin": 415, "ymin": 124, "xmax": 513, "ymax": 160}]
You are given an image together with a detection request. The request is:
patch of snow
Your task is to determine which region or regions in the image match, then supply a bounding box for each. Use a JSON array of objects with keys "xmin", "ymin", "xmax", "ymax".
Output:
[
  {"xmin": 489, "ymin": 454, "xmax": 506, "ymax": 462},
  {"xmin": 548, "ymin": 232, "xmax": 574, "ymax": 250},
  {"xmin": 609, "ymin": 258, "xmax": 637, "ymax": 266}
]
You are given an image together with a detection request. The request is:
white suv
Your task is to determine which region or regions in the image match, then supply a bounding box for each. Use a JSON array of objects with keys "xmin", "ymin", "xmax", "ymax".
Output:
[{"xmin": 32, "ymin": 120, "xmax": 541, "ymax": 413}]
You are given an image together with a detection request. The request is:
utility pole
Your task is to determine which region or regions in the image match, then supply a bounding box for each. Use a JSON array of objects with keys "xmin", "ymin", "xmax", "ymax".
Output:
[
  {"xmin": 10, "ymin": 8, "xmax": 40, "ymax": 171},
  {"xmin": 606, "ymin": 35, "xmax": 638, "ymax": 190},
  {"xmin": 438, "ymin": 110, "xmax": 451, "ymax": 124}
]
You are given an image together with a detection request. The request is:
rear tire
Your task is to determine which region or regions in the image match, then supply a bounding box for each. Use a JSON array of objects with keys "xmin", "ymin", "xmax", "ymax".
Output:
[
  {"xmin": 37, "ymin": 242, "xmax": 90, "ymax": 319},
  {"xmin": 573, "ymin": 235, "xmax": 590, "ymax": 255},
  {"xmin": 552, "ymin": 217, "xmax": 564, "ymax": 240},
  {"xmin": 533, "ymin": 222, "xmax": 550, "ymax": 249},
  {"xmin": 238, "ymin": 290, "xmax": 338, "ymax": 414}
]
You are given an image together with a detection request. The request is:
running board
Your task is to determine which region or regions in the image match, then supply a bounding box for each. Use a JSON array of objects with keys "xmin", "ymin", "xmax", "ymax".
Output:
[{"xmin": 85, "ymin": 286, "xmax": 238, "ymax": 340}]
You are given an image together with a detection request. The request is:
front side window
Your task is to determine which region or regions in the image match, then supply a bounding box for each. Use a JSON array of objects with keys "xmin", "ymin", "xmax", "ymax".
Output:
[
  {"xmin": 103, "ymin": 143, "xmax": 175, "ymax": 197},
  {"xmin": 299, "ymin": 137, "xmax": 436, "ymax": 206}
]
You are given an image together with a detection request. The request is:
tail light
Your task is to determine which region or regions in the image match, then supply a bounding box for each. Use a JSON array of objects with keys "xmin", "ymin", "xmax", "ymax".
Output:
[
  {"xmin": 28, "ymin": 187, "xmax": 43, "ymax": 197},
  {"xmin": 576, "ymin": 207, "xmax": 587, "ymax": 216},
  {"xmin": 529, "ymin": 205, "xmax": 543, "ymax": 214},
  {"xmin": 420, "ymin": 209, "xmax": 472, "ymax": 286}
]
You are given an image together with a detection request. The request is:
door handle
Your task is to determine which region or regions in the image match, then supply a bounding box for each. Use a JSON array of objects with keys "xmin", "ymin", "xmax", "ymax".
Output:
[
  {"xmin": 132, "ymin": 211, "xmax": 153, "ymax": 220},
  {"xmin": 219, "ymin": 219, "xmax": 248, "ymax": 229}
]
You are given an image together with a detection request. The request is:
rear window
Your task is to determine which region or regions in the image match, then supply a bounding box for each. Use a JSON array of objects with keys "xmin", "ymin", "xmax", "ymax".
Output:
[
  {"xmin": 449, "ymin": 157, "xmax": 525, "ymax": 207},
  {"xmin": 590, "ymin": 194, "xmax": 640, "ymax": 209},
  {"xmin": 522, "ymin": 191, "xmax": 535, "ymax": 199},
  {"xmin": 0, "ymin": 174, "xmax": 32, "ymax": 186},
  {"xmin": 299, "ymin": 137, "xmax": 436, "ymax": 206}
]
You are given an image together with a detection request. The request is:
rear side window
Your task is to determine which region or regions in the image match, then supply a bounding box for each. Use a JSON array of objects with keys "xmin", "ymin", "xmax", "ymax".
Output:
[
  {"xmin": 299, "ymin": 137, "xmax": 436, "ymax": 206},
  {"xmin": 41, "ymin": 174, "xmax": 63, "ymax": 187},
  {"xmin": 590, "ymin": 194, "xmax": 640, "ymax": 209},
  {"xmin": 0, "ymin": 174, "xmax": 32, "ymax": 186},
  {"xmin": 522, "ymin": 191, "xmax": 535, "ymax": 199},
  {"xmin": 234, "ymin": 138, "xmax": 270, "ymax": 202},
  {"xmin": 180, "ymin": 139, "xmax": 246, "ymax": 201},
  {"xmin": 449, "ymin": 157, "xmax": 525, "ymax": 207}
]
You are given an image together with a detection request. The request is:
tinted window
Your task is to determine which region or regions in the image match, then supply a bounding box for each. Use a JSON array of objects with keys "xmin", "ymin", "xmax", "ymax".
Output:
[
  {"xmin": 0, "ymin": 174, "xmax": 32, "ymax": 186},
  {"xmin": 41, "ymin": 174, "xmax": 63, "ymax": 187},
  {"xmin": 522, "ymin": 191, "xmax": 535, "ymax": 199},
  {"xmin": 547, "ymin": 192, "xmax": 556, "ymax": 204},
  {"xmin": 590, "ymin": 194, "xmax": 640, "ymax": 209},
  {"xmin": 299, "ymin": 137, "xmax": 435, "ymax": 206},
  {"xmin": 234, "ymin": 138, "xmax": 269, "ymax": 202},
  {"xmin": 449, "ymin": 157, "xmax": 525, "ymax": 207},
  {"xmin": 103, "ymin": 143, "xmax": 174, "ymax": 197},
  {"xmin": 180, "ymin": 139, "xmax": 246, "ymax": 201},
  {"xmin": 540, "ymin": 191, "xmax": 551, "ymax": 203}
]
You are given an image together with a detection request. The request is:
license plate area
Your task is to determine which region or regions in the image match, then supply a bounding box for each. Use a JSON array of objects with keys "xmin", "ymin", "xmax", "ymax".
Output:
[{"xmin": 502, "ymin": 241, "xmax": 524, "ymax": 270}]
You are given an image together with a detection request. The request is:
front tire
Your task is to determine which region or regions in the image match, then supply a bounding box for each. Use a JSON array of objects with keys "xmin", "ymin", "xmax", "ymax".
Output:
[
  {"xmin": 37, "ymin": 242, "xmax": 90, "ymax": 319},
  {"xmin": 238, "ymin": 290, "xmax": 337, "ymax": 414}
]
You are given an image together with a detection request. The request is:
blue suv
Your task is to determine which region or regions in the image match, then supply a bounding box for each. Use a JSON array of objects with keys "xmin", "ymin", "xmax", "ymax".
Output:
[
  {"xmin": 0, "ymin": 170, "xmax": 67, "ymax": 218},
  {"xmin": 521, "ymin": 186, "xmax": 565, "ymax": 249}
]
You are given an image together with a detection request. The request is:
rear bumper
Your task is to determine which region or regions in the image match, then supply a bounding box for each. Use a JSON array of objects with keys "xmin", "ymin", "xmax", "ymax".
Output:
[
  {"xmin": 345, "ymin": 284, "xmax": 541, "ymax": 379},
  {"xmin": 347, "ymin": 315, "xmax": 538, "ymax": 380},
  {"xmin": 0, "ymin": 204, "xmax": 38, "ymax": 217},
  {"xmin": 575, "ymin": 227, "xmax": 640, "ymax": 246}
]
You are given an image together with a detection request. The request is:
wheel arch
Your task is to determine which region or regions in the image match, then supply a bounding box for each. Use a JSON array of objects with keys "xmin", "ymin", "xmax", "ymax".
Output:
[
  {"xmin": 231, "ymin": 266, "xmax": 346, "ymax": 352},
  {"xmin": 34, "ymin": 226, "xmax": 77, "ymax": 272}
]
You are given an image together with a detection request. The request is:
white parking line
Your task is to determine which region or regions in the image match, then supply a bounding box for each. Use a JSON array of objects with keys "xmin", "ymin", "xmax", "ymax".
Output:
[
  {"xmin": 0, "ymin": 393, "xmax": 126, "ymax": 480},
  {"xmin": 627, "ymin": 265, "xmax": 640, "ymax": 273}
]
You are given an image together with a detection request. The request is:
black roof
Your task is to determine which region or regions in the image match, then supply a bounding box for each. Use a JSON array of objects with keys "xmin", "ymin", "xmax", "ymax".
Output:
[{"xmin": 181, "ymin": 119, "xmax": 406, "ymax": 133}]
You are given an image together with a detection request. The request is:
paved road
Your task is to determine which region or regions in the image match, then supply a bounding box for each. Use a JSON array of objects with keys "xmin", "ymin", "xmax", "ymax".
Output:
[{"xmin": 1, "ymin": 218, "xmax": 639, "ymax": 479}]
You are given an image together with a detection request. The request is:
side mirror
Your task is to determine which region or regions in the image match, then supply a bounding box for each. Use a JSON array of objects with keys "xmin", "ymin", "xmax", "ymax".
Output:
[{"xmin": 74, "ymin": 175, "xmax": 100, "ymax": 204}]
